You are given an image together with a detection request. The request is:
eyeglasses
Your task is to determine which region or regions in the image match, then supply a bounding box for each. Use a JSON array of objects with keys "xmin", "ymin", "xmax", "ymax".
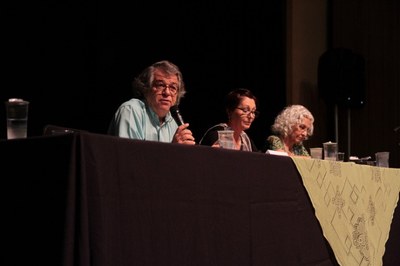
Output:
[
  {"xmin": 297, "ymin": 123, "xmax": 311, "ymax": 135},
  {"xmin": 153, "ymin": 81, "xmax": 178, "ymax": 96},
  {"xmin": 236, "ymin": 107, "xmax": 260, "ymax": 118}
]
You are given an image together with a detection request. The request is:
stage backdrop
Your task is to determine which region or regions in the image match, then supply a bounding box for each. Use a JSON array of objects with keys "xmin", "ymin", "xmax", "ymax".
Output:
[{"xmin": 2, "ymin": 1, "xmax": 286, "ymax": 150}]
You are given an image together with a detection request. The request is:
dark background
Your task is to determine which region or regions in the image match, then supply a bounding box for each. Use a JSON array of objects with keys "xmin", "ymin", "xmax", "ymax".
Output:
[
  {"xmin": 2, "ymin": 1, "xmax": 286, "ymax": 150},
  {"xmin": 2, "ymin": 1, "xmax": 400, "ymax": 167}
]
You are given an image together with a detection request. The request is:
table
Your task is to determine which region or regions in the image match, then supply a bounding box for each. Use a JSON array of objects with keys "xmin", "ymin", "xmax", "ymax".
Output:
[{"xmin": 1, "ymin": 132, "xmax": 399, "ymax": 265}]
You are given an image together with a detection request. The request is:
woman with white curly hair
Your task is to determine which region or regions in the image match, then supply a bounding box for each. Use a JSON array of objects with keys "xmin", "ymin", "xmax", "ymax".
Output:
[{"xmin": 266, "ymin": 104, "xmax": 314, "ymax": 156}]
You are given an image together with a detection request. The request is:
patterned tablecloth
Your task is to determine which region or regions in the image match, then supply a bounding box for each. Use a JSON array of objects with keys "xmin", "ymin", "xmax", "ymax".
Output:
[{"xmin": 291, "ymin": 158, "xmax": 400, "ymax": 266}]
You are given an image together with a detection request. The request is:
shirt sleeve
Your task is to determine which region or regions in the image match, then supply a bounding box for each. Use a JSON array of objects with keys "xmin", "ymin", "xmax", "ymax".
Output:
[
  {"xmin": 266, "ymin": 135, "xmax": 284, "ymax": 151},
  {"xmin": 108, "ymin": 101, "xmax": 145, "ymax": 140}
]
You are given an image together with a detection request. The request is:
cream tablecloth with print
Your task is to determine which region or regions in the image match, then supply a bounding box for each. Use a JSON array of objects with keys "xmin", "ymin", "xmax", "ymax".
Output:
[{"xmin": 291, "ymin": 158, "xmax": 400, "ymax": 266}]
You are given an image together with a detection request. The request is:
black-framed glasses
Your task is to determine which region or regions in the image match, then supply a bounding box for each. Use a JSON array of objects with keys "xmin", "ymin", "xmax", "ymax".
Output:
[
  {"xmin": 236, "ymin": 107, "xmax": 260, "ymax": 118},
  {"xmin": 153, "ymin": 81, "xmax": 178, "ymax": 96}
]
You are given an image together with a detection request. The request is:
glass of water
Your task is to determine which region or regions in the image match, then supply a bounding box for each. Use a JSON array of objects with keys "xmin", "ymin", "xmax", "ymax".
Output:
[{"xmin": 5, "ymin": 98, "xmax": 29, "ymax": 139}]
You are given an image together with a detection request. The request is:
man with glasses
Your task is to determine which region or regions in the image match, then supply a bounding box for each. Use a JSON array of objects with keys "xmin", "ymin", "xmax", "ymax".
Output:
[
  {"xmin": 199, "ymin": 88, "xmax": 260, "ymax": 152},
  {"xmin": 108, "ymin": 60, "xmax": 195, "ymax": 145}
]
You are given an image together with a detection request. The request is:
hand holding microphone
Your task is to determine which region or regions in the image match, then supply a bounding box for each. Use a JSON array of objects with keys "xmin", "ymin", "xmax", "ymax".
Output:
[{"xmin": 170, "ymin": 105, "xmax": 195, "ymax": 145}]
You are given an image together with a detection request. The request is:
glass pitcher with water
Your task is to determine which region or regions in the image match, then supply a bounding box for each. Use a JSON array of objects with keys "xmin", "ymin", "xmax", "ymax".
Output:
[{"xmin": 323, "ymin": 141, "xmax": 337, "ymax": 161}]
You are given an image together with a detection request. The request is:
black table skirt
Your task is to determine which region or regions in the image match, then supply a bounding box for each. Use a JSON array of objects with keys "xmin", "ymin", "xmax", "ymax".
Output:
[{"xmin": 2, "ymin": 132, "xmax": 399, "ymax": 265}]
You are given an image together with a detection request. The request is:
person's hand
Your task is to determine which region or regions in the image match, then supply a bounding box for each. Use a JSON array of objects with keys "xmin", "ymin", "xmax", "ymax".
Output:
[
  {"xmin": 211, "ymin": 141, "xmax": 221, "ymax": 148},
  {"xmin": 276, "ymin": 148, "xmax": 290, "ymax": 155},
  {"xmin": 172, "ymin": 123, "xmax": 196, "ymax": 145},
  {"xmin": 281, "ymin": 149, "xmax": 310, "ymax": 158}
]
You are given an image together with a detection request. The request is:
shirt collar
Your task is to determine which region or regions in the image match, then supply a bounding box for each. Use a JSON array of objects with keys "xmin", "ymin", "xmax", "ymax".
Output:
[{"xmin": 147, "ymin": 105, "xmax": 174, "ymax": 126}]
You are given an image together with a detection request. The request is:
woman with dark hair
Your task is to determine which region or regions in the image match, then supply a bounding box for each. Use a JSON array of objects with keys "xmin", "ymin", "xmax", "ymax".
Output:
[{"xmin": 199, "ymin": 88, "xmax": 259, "ymax": 152}]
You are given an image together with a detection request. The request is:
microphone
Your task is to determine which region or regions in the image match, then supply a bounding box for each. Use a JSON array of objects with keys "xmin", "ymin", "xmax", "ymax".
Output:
[{"xmin": 170, "ymin": 105, "xmax": 185, "ymax": 126}]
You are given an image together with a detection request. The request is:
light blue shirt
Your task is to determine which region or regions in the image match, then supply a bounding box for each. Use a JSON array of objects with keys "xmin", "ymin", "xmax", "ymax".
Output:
[{"xmin": 108, "ymin": 98, "xmax": 178, "ymax": 142}]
